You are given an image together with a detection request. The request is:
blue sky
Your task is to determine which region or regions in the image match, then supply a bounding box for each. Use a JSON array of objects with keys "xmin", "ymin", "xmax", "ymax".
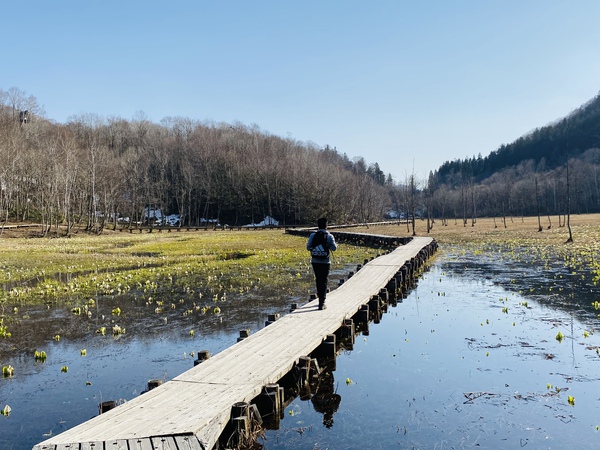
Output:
[{"xmin": 4, "ymin": 1, "xmax": 600, "ymax": 180}]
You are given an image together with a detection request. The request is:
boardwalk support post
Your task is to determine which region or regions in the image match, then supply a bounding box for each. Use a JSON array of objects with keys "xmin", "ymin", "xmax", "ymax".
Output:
[
  {"xmin": 255, "ymin": 384, "xmax": 284, "ymax": 429},
  {"xmin": 313, "ymin": 334, "xmax": 336, "ymax": 360},
  {"xmin": 368, "ymin": 295, "xmax": 382, "ymax": 321},
  {"xmin": 226, "ymin": 401, "xmax": 262, "ymax": 448},
  {"xmin": 297, "ymin": 356, "xmax": 320, "ymax": 387},
  {"xmin": 98, "ymin": 400, "xmax": 116, "ymax": 414},
  {"xmin": 353, "ymin": 304, "xmax": 370, "ymax": 332},
  {"xmin": 386, "ymin": 277, "xmax": 397, "ymax": 300},
  {"xmin": 393, "ymin": 271, "xmax": 404, "ymax": 300},
  {"xmin": 147, "ymin": 379, "xmax": 162, "ymax": 391},
  {"xmin": 230, "ymin": 402, "xmax": 249, "ymax": 447},
  {"xmin": 237, "ymin": 329, "xmax": 250, "ymax": 342},
  {"xmin": 337, "ymin": 318, "xmax": 355, "ymax": 349},
  {"xmin": 265, "ymin": 313, "xmax": 280, "ymax": 327},
  {"xmin": 400, "ymin": 265, "xmax": 409, "ymax": 292},
  {"xmin": 194, "ymin": 350, "xmax": 211, "ymax": 366}
]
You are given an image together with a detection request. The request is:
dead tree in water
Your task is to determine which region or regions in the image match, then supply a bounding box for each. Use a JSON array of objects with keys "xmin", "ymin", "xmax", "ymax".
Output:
[
  {"xmin": 535, "ymin": 177, "xmax": 542, "ymax": 232},
  {"xmin": 565, "ymin": 156, "xmax": 573, "ymax": 243}
]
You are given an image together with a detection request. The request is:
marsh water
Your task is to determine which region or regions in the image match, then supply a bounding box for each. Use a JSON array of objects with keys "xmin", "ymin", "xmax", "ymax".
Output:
[{"xmin": 2, "ymin": 246, "xmax": 600, "ymax": 449}]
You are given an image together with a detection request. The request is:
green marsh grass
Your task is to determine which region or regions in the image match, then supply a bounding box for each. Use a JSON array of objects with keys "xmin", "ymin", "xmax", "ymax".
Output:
[
  {"xmin": 0, "ymin": 230, "xmax": 380, "ymax": 348},
  {"xmin": 0, "ymin": 231, "xmax": 378, "ymax": 304}
]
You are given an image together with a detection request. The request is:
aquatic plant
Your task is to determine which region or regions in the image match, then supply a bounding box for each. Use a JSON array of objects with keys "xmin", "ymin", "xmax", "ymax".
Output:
[
  {"xmin": 0, "ymin": 319, "xmax": 10, "ymax": 338},
  {"xmin": 0, "ymin": 231, "xmax": 380, "ymax": 308}
]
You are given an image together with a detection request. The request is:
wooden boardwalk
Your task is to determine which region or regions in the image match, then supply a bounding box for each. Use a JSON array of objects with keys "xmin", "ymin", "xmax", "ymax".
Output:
[{"xmin": 33, "ymin": 236, "xmax": 435, "ymax": 450}]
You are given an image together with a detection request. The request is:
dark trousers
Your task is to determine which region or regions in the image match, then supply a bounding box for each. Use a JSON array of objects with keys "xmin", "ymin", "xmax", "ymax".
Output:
[{"xmin": 312, "ymin": 262, "xmax": 330, "ymax": 305}]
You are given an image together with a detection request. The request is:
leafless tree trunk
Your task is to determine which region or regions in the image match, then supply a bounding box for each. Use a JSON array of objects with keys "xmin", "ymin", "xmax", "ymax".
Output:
[{"xmin": 565, "ymin": 156, "xmax": 573, "ymax": 243}]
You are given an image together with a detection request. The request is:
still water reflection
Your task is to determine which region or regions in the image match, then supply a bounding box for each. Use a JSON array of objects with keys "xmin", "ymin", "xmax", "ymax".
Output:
[
  {"xmin": 2, "ymin": 247, "xmax": 600, "ymax": 449},
  {"xmin": 260, "ymin": 247, "xmax": 600, "ymax": 449}
]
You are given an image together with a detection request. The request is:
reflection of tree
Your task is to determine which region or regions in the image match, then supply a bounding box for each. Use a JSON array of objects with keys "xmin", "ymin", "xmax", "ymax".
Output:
[{"xmin": 310, "ymin": 363, "xmax": 341, "ymax": 428}]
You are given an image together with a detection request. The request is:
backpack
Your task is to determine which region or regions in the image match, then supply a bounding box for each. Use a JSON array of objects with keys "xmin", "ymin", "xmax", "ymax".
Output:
[{"xmin": 310, "ymin": 231, "xmax": 330, "ymax": 260}]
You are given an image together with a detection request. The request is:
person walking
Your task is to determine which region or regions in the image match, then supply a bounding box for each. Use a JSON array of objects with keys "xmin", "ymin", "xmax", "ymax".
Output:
[{"xmin": 307, "ymin": 217, "xmax": 337, "ymax": 310}]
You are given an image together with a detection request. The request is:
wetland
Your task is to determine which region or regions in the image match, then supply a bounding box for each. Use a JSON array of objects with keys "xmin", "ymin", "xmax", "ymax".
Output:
[{"xmin": 2, "ymin": 217, "xmax": 600, "ymax": 449}]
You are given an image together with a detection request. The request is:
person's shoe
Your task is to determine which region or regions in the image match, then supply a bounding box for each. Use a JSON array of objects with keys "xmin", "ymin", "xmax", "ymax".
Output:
[{"xmin": 318, "ymin": 303, "xmax": 327, "ymax": 310}]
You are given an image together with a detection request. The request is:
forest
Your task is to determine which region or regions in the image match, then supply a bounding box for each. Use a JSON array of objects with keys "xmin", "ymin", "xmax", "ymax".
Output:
[
  {"xmin": 2, "ymin": 86, "xmax": 600, "ymax": 235},
  {"xmin": 0, "ymin": 87, "xmax": 399, "ymax": 234},
  {"xmin": 427, "ymin": 92, "xmax": 600, "ymax": 227}
]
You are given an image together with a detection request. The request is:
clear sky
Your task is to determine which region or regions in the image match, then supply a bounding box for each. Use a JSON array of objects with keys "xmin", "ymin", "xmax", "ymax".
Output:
[{"xmin": 4, "ymin": 1, "xmax": 600, "ymax": 181}]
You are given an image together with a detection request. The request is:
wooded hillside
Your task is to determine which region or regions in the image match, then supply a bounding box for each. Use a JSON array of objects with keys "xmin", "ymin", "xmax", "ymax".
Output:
[
  {"xmin": 426, "ymin": 91, "xmax": 600, "ymax": 224},
  {"xmin": 0, "ymin": 87, "xmax": 401, "ymax": 234},
  {"xmin": 6, "ymin": 85, "xmax": 596, "ymax": 235}
]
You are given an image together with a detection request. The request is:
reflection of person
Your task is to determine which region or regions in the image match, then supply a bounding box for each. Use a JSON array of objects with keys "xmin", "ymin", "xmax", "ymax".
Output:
[
  {"xmin": 310, "ymin": 366, "xmax": 341, "ymax": 428},
  {"xmin": 306, "ymin": 217, "xmax": 337, "ymax": 310}
]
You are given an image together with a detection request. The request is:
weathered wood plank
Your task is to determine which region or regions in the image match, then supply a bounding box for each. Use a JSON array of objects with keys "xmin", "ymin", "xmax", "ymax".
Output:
[
  {"xmin": 33, "ymin": 237, "xmax": 433, "ymax": 450},
  {"xmin": 126, "ymin": 438, "xmax": 154, "ymax": 450},
  {"xmin": 150, "ymin": 436, "xmax": 178, "ymax": 450},
  {"xmin": 55, "ymin": 444, "xmax": 78, "ymax": 450},
  {"xmin": 124, "ymin": 438, "xmax": 154, "ymax": 450},
  {"xmin": 32, "ymin": 445, "xmax": 56, "ymax": 450},
  {"xmin": 103, "ymin": 439, "xmax": 128, "ymax": 450},
  {"xmin": 173, "ymin": 435, "xmax": 204, "ymax": 450}
]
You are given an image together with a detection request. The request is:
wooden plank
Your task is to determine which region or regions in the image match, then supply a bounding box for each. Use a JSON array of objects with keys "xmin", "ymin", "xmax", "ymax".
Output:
[
  {"xmin": 126, "ymin": 439, "xmax": 154, "ymax": 450},
  {"xmin": 103, "ymin": 439, "xmax": 128, "ymax": 450},
  {"xmin": 173, "ymin": 436, "xmax": 204, "ymax": 450},
  {"xmin": 150, "ymin": 436, "xmax": 178, "ymax": 450},
  {"xmin": 55, "ymin": 445, "xmax": 78, "ymax": 450},
  {"xmin": 80, "ymin": 443, "xmax": 103, "ymax": 450},
  {"xmin": 33, "ymin": 237, "xmax": 433, "ymax": 450}
]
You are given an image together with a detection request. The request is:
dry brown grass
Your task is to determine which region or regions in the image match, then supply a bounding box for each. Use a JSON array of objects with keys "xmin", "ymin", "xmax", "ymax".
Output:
[
  {"xmin": 354, "ymin": 214, "xmax": 600, "ymax": 247},
  {"xmin": 3, "ymin": 215, "xmax": 599, "ymax": 247}
]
